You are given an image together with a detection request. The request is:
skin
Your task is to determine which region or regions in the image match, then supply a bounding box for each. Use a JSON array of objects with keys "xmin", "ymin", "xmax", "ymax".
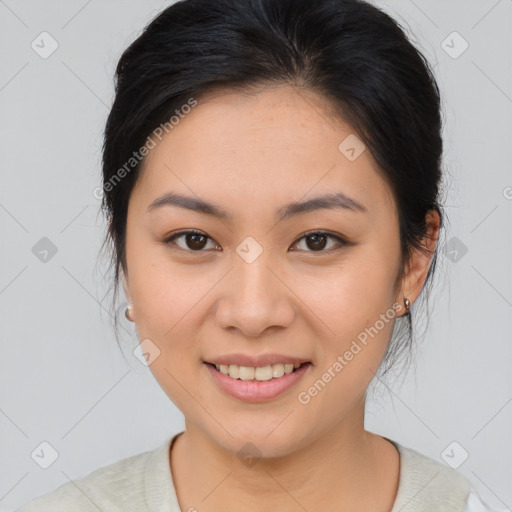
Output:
[{"xmin": 122, "ymin": 84, "xmax": 440, "ymax": 512}]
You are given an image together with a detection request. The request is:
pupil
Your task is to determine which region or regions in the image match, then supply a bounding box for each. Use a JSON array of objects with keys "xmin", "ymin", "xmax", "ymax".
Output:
[
  {"xmin": 188, "ymin": 233, "xmax": 206, "ymax": 250},
  {"xmin": 308, "ymin": 234, "xmax": 326, "ymax": 251}
]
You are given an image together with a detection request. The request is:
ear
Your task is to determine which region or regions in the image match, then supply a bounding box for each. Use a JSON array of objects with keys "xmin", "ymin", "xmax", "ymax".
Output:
[
  {"xmin": 396, "ymin": 209, "xmax": 440, "ymax": 315},
  {"xmin": 121, "ymin": 270, "xmax": 135, "ymax": 322}
]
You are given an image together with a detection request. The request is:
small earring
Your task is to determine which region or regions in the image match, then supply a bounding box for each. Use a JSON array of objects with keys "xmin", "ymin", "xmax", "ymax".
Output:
[
  {"xmin": 404, "ymin": 297, "xmax": 411, "ymax": 314},
  {"xmin": 125, "ymin": 302, "xmax": 134, "ymax": 322}
]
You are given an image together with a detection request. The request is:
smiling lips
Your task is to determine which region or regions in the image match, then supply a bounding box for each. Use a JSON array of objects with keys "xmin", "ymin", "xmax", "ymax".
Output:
[
  {"xmin": 213, "ymin": 362, "xmax": 302, "ymax": 381},
  {"xmin": 204, "ymin": 353, "xmax": 311, "ymax": 382},
  {"xmin": 203, "ymin": 353, "xmax": 312, "ymax": 400},
  {"xmin": 205, "ymin": 361, "xmax": 311, "ymax": 402}
]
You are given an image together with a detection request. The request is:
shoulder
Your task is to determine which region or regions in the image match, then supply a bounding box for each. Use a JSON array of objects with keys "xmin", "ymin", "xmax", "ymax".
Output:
[
  {"xmin": 15, "ymin": 445, "xmax": 158, "ymax": 512},
  {"xmin": 387, "ymin": 438, "xmax": 497, "ymax": 512}
]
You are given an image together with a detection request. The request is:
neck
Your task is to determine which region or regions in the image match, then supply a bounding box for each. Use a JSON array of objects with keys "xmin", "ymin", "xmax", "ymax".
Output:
[{"xmin": 169, "ymin": 401, "xmax": 400, "ymax": 512}]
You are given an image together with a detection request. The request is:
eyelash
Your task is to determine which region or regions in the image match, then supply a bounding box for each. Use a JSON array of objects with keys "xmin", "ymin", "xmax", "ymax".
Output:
[{"xmin": 162, "ymin": 229, "xmax": 350, "ymax": 254}]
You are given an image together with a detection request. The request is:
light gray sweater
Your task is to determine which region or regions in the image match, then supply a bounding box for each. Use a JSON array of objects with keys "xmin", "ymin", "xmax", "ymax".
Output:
[{"xmin": 16, "ymin": 432, "xmax": 497, "ymax": 512}]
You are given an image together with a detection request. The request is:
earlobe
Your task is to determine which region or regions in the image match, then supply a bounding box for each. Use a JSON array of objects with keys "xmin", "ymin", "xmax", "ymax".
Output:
[
  {"xmin": 121, "ymin": 270, "xmax": 135, "ymax": 322},
  {"xmin": 397, "ymin": 209, "xmax": 440, "ymax": 316}
]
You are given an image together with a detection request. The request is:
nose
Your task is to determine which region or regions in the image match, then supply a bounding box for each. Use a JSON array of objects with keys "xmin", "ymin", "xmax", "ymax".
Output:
[{"xmin": 215, "ymin": 251, "xmax": 295, "ymax": 338}]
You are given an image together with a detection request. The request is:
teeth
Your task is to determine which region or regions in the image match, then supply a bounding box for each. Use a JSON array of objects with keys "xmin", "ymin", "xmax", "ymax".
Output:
[
  {"xmin": 213, "ymin": 362, "xmax": 304, "ymax": 381},
  {"xmin": 228, "ymin": 365, "xmax": 239, "ymax": 379}
]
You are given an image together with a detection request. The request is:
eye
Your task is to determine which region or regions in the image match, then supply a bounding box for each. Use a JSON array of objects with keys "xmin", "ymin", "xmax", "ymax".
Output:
[
  {"xmin": 163, "ymin": 229, "xmax": 350, "ymax": 254},
  {"xmin": 292, "ymin": 231, "xmax": 349, "ymax": 253},
  {"xmin": 163, "ymin": 230, "xmax": 219, "ymax": 252}
]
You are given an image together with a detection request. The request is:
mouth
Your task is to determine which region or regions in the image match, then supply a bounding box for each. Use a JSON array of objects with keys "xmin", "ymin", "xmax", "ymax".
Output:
[
  {"xmin": 204, "ymin": 361, "xmax": 311, "ymax": 381},
  {"xmin": 203, "ymin": 361, "xmax": 312, "ymax": 402}
]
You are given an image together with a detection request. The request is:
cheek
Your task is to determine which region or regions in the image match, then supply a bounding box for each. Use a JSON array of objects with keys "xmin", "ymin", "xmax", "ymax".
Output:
[
  {"xmin": 126, "ymin": 233, "xmax": 204, "ymax": 338},
  {"xmin": 133, "ymin": 274, "xmax": 203, "ymax": 353},
  {"xmin": 294, "ymin": 252, "xmax": 399, "ymax": 377},
  {"xmin": 128, "ymin": 261, "xmax": 204, "ymax": 408},
  {"xmin": 295, "ymin": 255, "xmax": 397, "ymax": 332}
]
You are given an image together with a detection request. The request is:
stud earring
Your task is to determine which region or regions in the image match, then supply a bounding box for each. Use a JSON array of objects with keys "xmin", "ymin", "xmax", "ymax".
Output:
[
  {"xmin": 125, "ymin": 302, "xmax": 134, "ymax": 322},
  {"xmin": 404, "ymin": 297, "xmax": 411, "ymax": 315}
]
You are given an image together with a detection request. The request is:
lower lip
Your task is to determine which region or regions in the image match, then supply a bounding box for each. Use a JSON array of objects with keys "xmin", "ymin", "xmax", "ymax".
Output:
[{"xmin": 204, "ymin": 363, "xmax": 311, "ymax": 403}]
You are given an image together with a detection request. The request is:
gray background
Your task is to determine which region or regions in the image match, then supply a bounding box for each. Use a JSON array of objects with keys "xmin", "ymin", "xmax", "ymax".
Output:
[{"xmin": 1, "ymin": 0, "xmax": 511, "ymax": 510}]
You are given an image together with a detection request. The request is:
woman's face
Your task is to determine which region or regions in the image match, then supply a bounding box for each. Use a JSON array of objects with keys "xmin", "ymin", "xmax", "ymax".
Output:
[{"xmin": 123, "ymin": 85, "xmax": 415, "ymax": 456}]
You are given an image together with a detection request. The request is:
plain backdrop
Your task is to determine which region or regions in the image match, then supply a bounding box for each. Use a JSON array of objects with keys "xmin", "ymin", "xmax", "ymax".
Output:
[{"xmin": 1, "ymin": 1, "xmax": 511, "ymax": 510}]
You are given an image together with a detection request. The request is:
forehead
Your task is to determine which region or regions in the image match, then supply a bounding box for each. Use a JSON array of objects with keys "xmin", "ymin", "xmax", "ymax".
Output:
[{"xmin": 132, "ymin": 85, "xmax": 396, "ymax": 220}]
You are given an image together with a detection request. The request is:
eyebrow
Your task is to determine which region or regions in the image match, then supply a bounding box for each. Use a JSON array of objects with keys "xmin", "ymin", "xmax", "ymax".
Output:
[{"xmin": 147, "ymin": 191, "xmax": 367, "ymax": 221}]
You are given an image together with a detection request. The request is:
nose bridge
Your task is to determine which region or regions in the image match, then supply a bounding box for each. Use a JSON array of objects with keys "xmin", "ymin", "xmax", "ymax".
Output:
[
  {"xmin": 235, "ymin": 238, "xmax": 279, "ymax": 307},
  {"xmin": 216, "ymin": 238, "xmax": 294, "ymax": 336},
  {"xmin": 236, "ymin": 245, "xmax": 275, "ymax": 301}
]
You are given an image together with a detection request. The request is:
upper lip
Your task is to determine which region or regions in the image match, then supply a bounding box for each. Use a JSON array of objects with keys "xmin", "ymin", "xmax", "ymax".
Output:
[{"xmin": 204, "ymin": 353, "xmax": 311, "ymax": 367}]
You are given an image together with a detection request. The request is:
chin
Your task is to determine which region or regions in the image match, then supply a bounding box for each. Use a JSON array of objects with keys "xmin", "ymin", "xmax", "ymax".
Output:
[{"xmin": 203, "ymin": 420, "xmax": 313, "ymax": 460}]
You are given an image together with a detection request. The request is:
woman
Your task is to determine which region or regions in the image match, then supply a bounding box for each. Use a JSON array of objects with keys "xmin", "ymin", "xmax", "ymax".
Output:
[{"xmin": 17, "ymin": 0, "xmax": 498, "ymax": 510}]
